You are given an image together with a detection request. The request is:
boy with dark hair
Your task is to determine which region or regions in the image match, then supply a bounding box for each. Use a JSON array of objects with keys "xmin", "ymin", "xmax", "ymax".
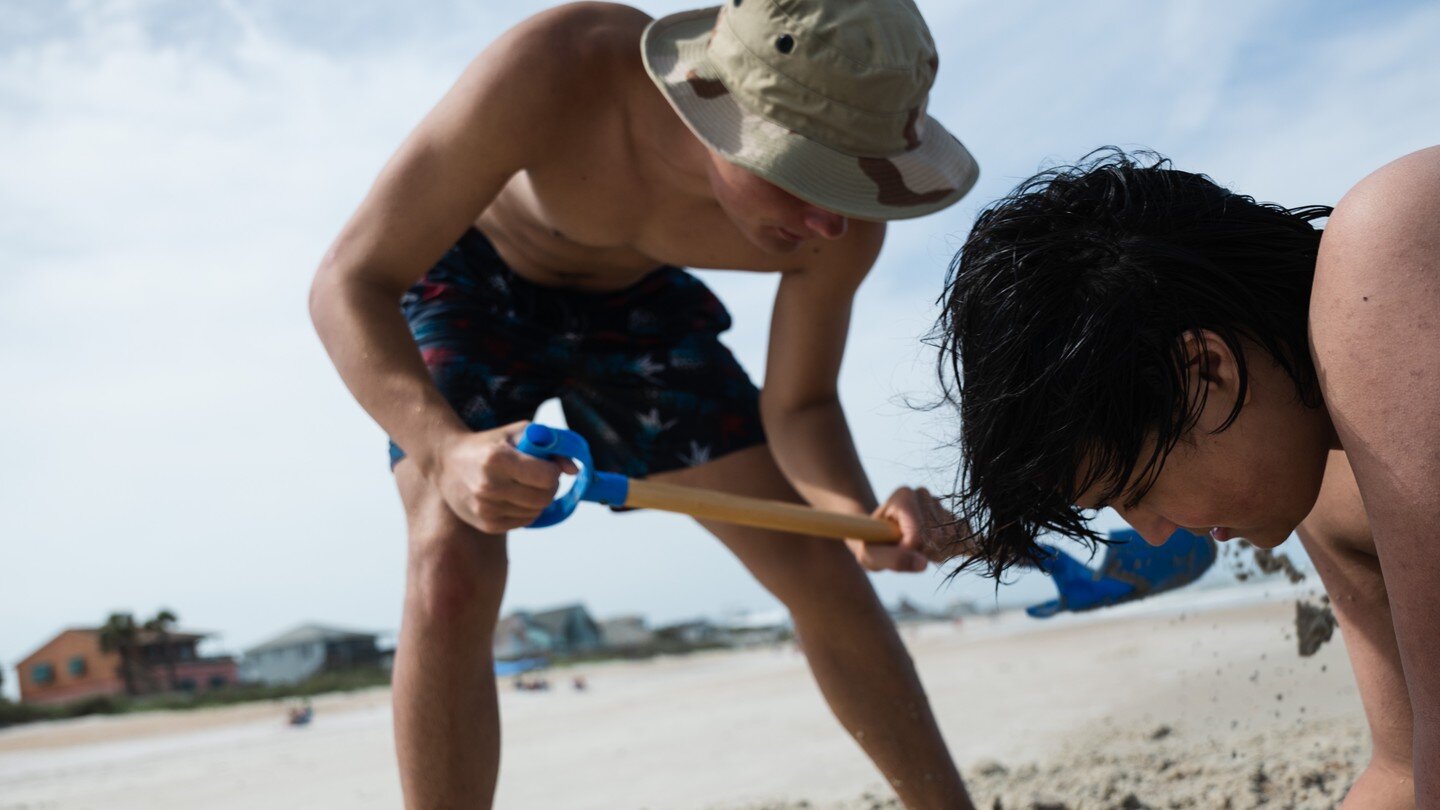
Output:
[{"xmin": 938, "ymin": 146, "xmax": 1439, "ymax": 805}]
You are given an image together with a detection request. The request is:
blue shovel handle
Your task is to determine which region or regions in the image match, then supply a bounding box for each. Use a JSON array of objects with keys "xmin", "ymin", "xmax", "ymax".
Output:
[{"xmin": 514, "ymin": 424, "xmax": 630, "ymax": 528}]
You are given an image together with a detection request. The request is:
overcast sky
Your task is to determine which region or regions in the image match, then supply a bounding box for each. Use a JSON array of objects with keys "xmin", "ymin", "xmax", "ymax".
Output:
[{"xmin": 3, "ymin": 0, "xmax": 1438, "ymax": 690}]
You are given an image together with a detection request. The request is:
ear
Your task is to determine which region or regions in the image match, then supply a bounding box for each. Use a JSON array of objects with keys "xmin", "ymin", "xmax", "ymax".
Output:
[{"xmin": 1176, "ymin": 329, "xmax": 1248, "ymax": 431}]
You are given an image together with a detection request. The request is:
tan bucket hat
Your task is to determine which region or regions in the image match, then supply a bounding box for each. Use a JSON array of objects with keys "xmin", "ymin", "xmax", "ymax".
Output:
[{"xmin": 641, "ymin": 0, "xmax": 979, "ymax": 222}]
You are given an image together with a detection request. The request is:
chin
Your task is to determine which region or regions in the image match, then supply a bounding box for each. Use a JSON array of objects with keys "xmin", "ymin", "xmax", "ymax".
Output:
[
  {"xmin": 1235, "ymin": 527, "xmax": 1296, "ymax": 549},
  {"xmin": 752, "ymin": 233, "xmax": 801, "ymax": 254}
]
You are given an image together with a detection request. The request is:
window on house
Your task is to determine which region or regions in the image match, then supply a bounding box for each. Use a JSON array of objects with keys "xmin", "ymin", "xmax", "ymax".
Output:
[
  {"xmin": 68, "ymin": 656, "xmax": 87, "ymax": 677},
  {"xmin": 208, "ymin": 675, "xmax": 228, "ymax": 689},
  {"xmin": 177, "ymin": 678, "xmax": 197, "ymax": 692},
  {"xmin": 32, "ymin": 663, "xmax": 55, "ymax": 685}
]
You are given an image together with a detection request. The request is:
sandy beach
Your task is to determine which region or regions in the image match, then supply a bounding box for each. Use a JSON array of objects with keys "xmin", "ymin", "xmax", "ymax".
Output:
[{"xmin": 0, "ymin": 587, "xmax": 1365, "ymax": 809}]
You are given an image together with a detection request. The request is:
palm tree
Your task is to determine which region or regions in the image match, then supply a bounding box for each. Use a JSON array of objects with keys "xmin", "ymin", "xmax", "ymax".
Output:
[
  {"xmin": 98, "ymin": 612, "xmax": 140, "ymax": 696},
  {"xmin": 142, "ymin": 609, "xmax": 180, "ymax": 691}
]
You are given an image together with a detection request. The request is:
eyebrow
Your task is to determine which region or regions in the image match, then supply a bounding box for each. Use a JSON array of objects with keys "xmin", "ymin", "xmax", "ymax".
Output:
[{"xmin": 1078, "ymin": 480, "xmax": 1144, "ymax": 513}]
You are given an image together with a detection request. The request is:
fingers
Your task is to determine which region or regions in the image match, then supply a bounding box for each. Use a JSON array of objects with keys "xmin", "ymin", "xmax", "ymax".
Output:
[
  {"xmin": 500, "ymin": 452, "xmax": 565, "ymax": 494},
  {"xmin": 477, "ymin": 495, "xmax": 544, "ymax": 523},
  {"xmin": 849, "ymin": 539, "xmax": 930, "ymax": 573},
  {"xmin": 464, "ymin": 484, "xmax": 558, "ymax": 534},
  {"xmin": 443, "ymin": 421, "xmax": 579, "ymax": 532},
  {"xmin": 913, "ymin": 487, "xmax": 973, "ymax": 563},
  {"xmin": 499, "ymin": 420, "xmax": 581, "ymax": 483},
  {"xmin": 850, "ymin": 490, "xmax": 927, "ymax": 572},
  {"xmin": 850, "ymin": 486, "xmax": 971, "ymax": 572},
  {"xmin": 486, "ymin": 475, "xmax": 558, "ymax": 511}
]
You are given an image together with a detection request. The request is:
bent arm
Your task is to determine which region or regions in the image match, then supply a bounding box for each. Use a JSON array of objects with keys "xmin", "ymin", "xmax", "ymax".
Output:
[
  {"xmin": 759, "ymin": 223, "xmax": 885, "ymax": 518},
  {"xmin": 1311, "ymin": 146, "xmax": 1440, "ymax": 804},
  {"xmin": 308, "ymin": 15, "xmax": 571, "ymax": 475},
  {"xmin": 1296, "ymin": 452, "xmax": 1415, "ymax": 807},
  {"xmin": 759, "ymin": 223, "xmax": 950, "ymax": 570}
]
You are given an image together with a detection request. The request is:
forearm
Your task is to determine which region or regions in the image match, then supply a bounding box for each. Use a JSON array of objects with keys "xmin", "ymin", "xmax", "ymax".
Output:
[
  {"xmin": 760, "ymin": 395, "xmax": 877, "ymax": 515},
  {"xmin": 309, "ymin": 270, "xmax": 468, "ymax": 474},
  {"xmin": 1416, "ymin": 733, "xmax": 1436, "ymax": 807}
]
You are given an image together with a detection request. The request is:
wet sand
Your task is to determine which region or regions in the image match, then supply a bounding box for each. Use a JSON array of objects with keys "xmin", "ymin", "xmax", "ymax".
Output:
[{"xmin": 0, "ymin": 587, "xmax": 1364, "ymax": 809}]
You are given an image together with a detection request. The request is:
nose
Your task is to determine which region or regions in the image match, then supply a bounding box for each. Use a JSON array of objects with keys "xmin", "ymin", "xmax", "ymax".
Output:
[
  {"xmin": 801, "ymin": 208, "xmax": 848, "ymax": 240},
  {"xmin": 1118, "ymin": 507, "xmax": 1177, "ymax": 547}
]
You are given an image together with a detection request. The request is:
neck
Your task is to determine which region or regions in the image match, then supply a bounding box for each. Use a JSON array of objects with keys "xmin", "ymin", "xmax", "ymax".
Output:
[{"xmin": 630, "ymin": 78, "xmax": 717, "ymax": 203}]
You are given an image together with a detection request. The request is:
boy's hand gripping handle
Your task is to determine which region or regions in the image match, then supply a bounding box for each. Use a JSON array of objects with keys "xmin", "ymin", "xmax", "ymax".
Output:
[{"xmin": 514, "ymin": 424, "xmax": 630, "ymax": 527}]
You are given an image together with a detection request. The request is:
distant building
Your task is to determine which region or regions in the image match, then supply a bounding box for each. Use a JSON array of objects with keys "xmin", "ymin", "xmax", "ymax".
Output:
[
  {"xmin": 15, "ymin": 627, "xmax": 237, "ymax": 705},
  {"xmin": 653, "ymin": 619, "xmax": 724, "ymax": 647},
  {"xmin": 493, "ymin": 604, "xmax": 602, "ymax": 660},
  {"xmin": 597, "ymin": 616, "xmax": 654, "ymax": 652},
  {"xmin": 941, "ymin": 597, "xmax": 995, "ymax": 618},
  {"xmin": 494, "ymin": 614, "xmax": 553, "ymax": 660},
  {"xmin": 714, "ymin": 609, "xmax": 792, "ymax": 646},
  {"xmin": 887, "ymin": 598, "xmax": 943, "ymax": 624},
  {"xmin": 240, "ymin": 624, "xmax": 382, "ymax": 686}
]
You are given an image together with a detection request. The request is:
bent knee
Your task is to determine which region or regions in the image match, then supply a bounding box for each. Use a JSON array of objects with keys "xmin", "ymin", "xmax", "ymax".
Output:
[{"xmin": 406, "ymin": 524, "xmax": 508, "ymax": 628}]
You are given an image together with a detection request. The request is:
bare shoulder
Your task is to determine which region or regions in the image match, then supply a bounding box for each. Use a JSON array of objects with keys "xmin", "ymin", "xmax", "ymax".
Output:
[
  {"xmin": 1318, "ymin": 145, "xmax": 1440, "ymax": 280},
  {"xmin": 502, "ymin": 3, "xmax": 651, "ymax": 69},
  {"xmin": 465, "ymin": 3, "xmax": 649, "ymax": 101},
  {"xmin": 1340, "ymin": 144, "xmax": 1440, "ymax": 206},
  {"xmin": 1312, "ymin": 146, "xmax": 1440, "ymax": 348},
  {"xmin": 436, "ymin": 2, "xmax": 651, "ymax": 168}
]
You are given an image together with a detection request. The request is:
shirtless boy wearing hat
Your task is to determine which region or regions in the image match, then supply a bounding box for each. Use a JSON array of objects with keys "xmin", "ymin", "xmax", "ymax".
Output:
[{"xmin": 310, "ymin": 1, "xmax": 980, "ymax": 806}]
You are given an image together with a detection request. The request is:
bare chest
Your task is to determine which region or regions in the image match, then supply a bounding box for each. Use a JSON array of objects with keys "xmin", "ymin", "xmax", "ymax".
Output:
[{"xmin": 477, "ymin": 129, "xmax": 790, "ymax": 289}]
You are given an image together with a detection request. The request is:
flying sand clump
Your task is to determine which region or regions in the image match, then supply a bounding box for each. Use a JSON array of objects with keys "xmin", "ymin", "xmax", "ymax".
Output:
[
  {"xmin": 1236, "ymin": 540, "xmax": 1307, "ymax": 585},
  {"xmin": 1221, "ymin": 539, "xmax": 1339, "ymax": 658},
  {"xmin": 1295, "ymin": 598, "xmax": 1338, "ymax": 658}
]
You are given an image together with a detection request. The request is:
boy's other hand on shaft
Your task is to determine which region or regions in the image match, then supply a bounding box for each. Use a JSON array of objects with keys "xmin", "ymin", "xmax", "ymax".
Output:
[{"xmin": 849, "ymin": 487, "xmax": 962, "ymax": 573}]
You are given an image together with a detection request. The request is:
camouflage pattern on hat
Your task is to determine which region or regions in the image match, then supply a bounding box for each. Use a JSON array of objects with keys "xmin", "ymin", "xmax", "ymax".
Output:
[{"xmin": 642, "ymin": 2, "xmax": 978, "ymax": 221}]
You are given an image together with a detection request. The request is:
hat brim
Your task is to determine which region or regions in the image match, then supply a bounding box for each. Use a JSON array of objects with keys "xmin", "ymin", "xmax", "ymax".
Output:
[{"xmin": 641, "ymin": 7, "xmax": 979, "ymax": 222}]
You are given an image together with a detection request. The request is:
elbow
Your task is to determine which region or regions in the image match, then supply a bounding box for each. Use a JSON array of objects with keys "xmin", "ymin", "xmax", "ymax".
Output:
[
  {"xmin": 758, "ymin": 390, "xmax": 841, "ymax": 429},
  {"xmin": 308, "ymin": 262, "xmax": 336, "ymax": 337},
  {"xmin": 308, "ymin": 251, "xmax": 366, "ymax": 337},
  {"xmin": 757, "ymin": 390, "xmax": 787, "ymax": 428}
]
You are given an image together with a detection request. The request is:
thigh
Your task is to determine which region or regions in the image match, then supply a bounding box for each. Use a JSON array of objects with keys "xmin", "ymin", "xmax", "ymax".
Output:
[
  {"xmin": 650, "ymin": 444, "xmax": 877, "ymax": 610},
  {"xmin": 558, "ymin": 279, "xmax": 771, "ymax": 478},
  {"xmin": 388, "ymin": 231, "xmax": 559, "ymax": 466}
]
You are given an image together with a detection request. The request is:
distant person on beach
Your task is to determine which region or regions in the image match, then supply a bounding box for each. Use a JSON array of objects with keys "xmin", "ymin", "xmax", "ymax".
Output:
[
  {"xmin": 287, "ymin": 699, "xmax": 314, "ymax": 727},
  {"xmin": 936, "ymin": 146, "xmax": 1439, "ymax": 805},
  {"xmin": 310, "ymin": 0, "xmax": 979, "ymax": 807}
]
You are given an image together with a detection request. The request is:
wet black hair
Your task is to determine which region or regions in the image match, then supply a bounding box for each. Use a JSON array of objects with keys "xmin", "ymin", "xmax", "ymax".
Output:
[{"xmin": 934, "ymin": 148, "xmax": 1330, "ymax": 579}]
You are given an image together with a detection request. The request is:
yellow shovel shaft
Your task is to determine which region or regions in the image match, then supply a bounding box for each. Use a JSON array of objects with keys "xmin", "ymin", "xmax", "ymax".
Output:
[{"xmin": 624, "ymin": 479, "xmax": 901, "ymax": 543}]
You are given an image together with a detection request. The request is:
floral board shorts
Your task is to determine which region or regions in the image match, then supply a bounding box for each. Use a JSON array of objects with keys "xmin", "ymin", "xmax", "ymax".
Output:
[{"xmin": 388, "ymin": 228, "xmax": 767, "ymax": 478}]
